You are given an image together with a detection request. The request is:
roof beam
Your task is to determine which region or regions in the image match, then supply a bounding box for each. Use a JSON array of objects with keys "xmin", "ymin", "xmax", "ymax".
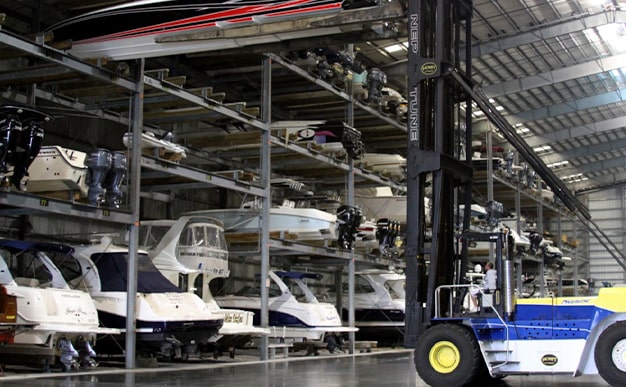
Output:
[
  {"xmin": 482, "ymin": 53, "xmax": 626, "ymax": 97},
  {"xmin": 474, "ymin": 89, "xmax": 626, "ymax": 132},
  {"xmin": 515, "ymin": 115, "xmax": 625, "ymax": 149},
  {"xmin": 471, "ymin": 10, "xmax": 622, "ymax": 58},
  {"xmin": 540, "ymin": 136, "xmax": 626, "ymax": 164}
]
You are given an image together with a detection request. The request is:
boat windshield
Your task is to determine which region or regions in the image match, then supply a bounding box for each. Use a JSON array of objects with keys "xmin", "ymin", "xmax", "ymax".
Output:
[
  {"xmin": 178, "ymin": 224, "xmax": 228, "ymax": 261},
  {"xmin": 139, "ymin": 224, "xmax": 169, "ymax": 249},
  {"xmin": 385, "ymin": 279, "xmax": 406, "ymax": 300},
  {"xmin": 0, "ymin": 248, "xmax": 69, "ymax": 289}
]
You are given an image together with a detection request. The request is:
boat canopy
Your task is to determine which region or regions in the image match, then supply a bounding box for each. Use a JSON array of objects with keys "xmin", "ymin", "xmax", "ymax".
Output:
[
  {"xmin": 272, "ymin": 271, "xmax": 323, "ymax": 280},
  {"xmin": 90, "ymin": 251, "xmax": 182, "ymax": 293}
]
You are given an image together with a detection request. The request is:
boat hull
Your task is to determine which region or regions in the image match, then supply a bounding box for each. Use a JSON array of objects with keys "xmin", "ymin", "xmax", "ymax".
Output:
[{"xmin": 187, "ymin": 208, "xmax": 337, "ymax": 241}]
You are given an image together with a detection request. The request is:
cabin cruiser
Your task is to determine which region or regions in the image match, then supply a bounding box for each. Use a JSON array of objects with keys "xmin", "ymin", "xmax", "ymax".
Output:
[
  {"xmin": 46, "ymin": 1, "xmax": 381, "ymax": 60},
  {"xmin": 0, "ymin": 240, "xmax": 119, "ymax": 369},
  {"xmin": 216, "ymin": 270, "xmax": 357, "ymax": 342},
  {"xmin": 138, "ymin": 216, "xmax": 268, "ymax": 353},
  {"xmin": 323, "ymin": 270, "xmax": 405, "ymax": 345},
  {"xmin": 58, "ymin": 237, "xmax": 223, "ymax": 359}
]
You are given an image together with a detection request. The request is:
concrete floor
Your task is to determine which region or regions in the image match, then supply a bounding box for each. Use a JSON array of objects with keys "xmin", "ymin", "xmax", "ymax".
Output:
[{"xmin": 0, "ymin": 349, "xmax": 610, "ymax": 386}]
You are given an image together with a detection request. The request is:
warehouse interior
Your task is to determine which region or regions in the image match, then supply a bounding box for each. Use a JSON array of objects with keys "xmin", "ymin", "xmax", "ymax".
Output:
[{"xmin": 0, "ymin": 0, "xmax": 624, "ymax": 385}]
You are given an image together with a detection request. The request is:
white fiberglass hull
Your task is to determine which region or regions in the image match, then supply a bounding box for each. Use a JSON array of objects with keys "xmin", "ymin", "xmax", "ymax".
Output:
[
  {"xmin": 216, "ymin": 295, "xmax": 356, "ymax": 341},
  {"xmin": 187, "ymin": 208, "xmax": 337, "ymax": 241}
]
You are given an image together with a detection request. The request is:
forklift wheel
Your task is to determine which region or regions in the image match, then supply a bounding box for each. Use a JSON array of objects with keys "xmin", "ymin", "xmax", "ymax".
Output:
[
  {"xmin": 595, "ymin": 320, "xmax": 626, "ymax": 386},
  {"xmin": 415, "ymin": 323, "xmax": 483, "ymax": 386}
]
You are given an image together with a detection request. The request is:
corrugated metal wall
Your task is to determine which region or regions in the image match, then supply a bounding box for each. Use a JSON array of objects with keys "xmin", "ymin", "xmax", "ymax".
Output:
[{"xmin": 587, "ymin": 187, "xmax": 626, "ymax": 288}]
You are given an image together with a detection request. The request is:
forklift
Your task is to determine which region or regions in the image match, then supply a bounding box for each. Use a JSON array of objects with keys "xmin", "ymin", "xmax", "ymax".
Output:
[{"xmin": 404, "ymin": 1, "xmax": 626, "ymax": 385}]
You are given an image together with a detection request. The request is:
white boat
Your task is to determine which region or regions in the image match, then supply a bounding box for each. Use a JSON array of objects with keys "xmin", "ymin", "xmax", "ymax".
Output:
[
  {"xmin": 65, "ymin": 237, "xmax": 223, "ymax": 359},
  {"xmin": 122, "ymin": 131, "xmax": 187, "ymax": 159},
  {"xmin": 323, "ymin": 270, "xmax": 405, "ymax": 344},
  {"xmin": 216, "ymin": 270, "xmax": 357, "ymax": 342},
  {"xmin": 185, "ymin": 199, "xmax": 338, "ymax": 242},
  {"xmin": 26, "ymin": 145, "xmax": 89, "ymax": 198},
  {"xmin": 138, "ymin": 216, "xmax": 269, "ymax": 349},
  {"xmin": 354, "ymin": 187, "xmax": 431, "ymax": 225},
  {"xmin": 360, "ymin": 153, "xmax": 406, "ymax": 180},
  {"xmin": 0, "ymin": 240, "xmax": 119, "ymax": 369}
]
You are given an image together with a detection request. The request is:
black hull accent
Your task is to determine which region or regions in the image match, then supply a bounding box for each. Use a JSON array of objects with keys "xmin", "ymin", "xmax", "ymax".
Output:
[{"xmin": 96, "ymin": 310, "xmax": 223, "ymax": 358}]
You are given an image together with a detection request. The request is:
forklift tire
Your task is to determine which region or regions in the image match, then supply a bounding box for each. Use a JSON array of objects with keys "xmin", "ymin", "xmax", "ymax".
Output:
[
  {"xmin": 595, "ymin": 321, "xmax": 626, "ymax": 386},
  {"xmin": 415, "ymin": 323, "xmax": 483, "ymax": 387}
]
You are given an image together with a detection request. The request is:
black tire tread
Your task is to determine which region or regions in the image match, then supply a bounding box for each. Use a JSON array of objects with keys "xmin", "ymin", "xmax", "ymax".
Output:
[{"xmin": 414, "ymin": 323, "xmax": 483, "ymax": 387}]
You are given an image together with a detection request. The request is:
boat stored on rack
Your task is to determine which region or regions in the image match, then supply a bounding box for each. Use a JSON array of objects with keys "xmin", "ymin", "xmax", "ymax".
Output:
[
  {"xmin": 61, "ymin": 237, "xmax": 223, "ymax": 360},
  {"xmin": 216, "ymin": 270, "xmax": 357, "ymax": 342},
  {"xmin": 138, "ymin": 216, "xmax": 269, "ymax": 352}
]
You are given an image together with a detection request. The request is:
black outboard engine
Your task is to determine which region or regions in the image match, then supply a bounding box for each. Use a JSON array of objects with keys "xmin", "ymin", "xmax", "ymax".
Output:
[
  {"xmin": 365, "ymin": 67, "xmax": 387, "ymax": 106},
  {"xmin": 85, "ymin": 149, "xmax": 112, "ymax": 206},
  {"xmin": 336, "ymin": 205, "xmax": 363, "ymax": 250},
  {"xmin": 10, "ymin": 119, "xmax": 45, "ymax": 190},
  {"xmin": 528, "ymin": 231, "xmax": 542, "ymax": 255},
  {"xmin": 104, "ymin": 151, "xmax": 127, "ymax": 208},
  {"xmin": 0, "ymin": 107, "xmax": 23, "ymax": 175},
  {"xmin": 340, "ymin": 124, "xmax": 363, "ymax": 160},
  {"xmin": 0, "ymin": 105, "xmax": 52, "ymax": 190},
  {"xmin": 485, "ymin": 200, "xmax": 504, "ymax": 229}
]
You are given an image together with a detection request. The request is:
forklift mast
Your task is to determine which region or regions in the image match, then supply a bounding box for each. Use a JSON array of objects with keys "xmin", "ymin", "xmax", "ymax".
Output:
[{"xmin": 404, "ymin": 0, "xmax": 474, "ymax": 348}]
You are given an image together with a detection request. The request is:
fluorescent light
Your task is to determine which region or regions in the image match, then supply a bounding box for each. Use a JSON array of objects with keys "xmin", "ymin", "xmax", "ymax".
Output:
[{"xmin": 384, "ymin": 43, "xmax": 406, "ymax": 53}]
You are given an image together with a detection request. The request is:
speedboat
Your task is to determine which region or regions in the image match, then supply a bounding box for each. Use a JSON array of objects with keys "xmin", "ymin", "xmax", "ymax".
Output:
[
  {"xmin": 185, "ymin": 199, "xmax": 338, "ymax": 242},
  {"xmin": 138, "ymin": 216, "xmax": 268, "ymax": 353},
  {"xmin": 64, "ymin": 237, "xmax": 223, "ymax": 360},
  {"xmin": 122, "ymin": 131, "xmax": 187, "ymax": 160},
  {"xmin": 26, "ymin": 145, "xmax": 89, "ymax": 199},
  {"xmin": 0, "ymin": 240, "xmax": 119, "ymax": 369},
  {"xmin": 45, "ymin": 1, "xmax": 379, "ymax": 60},
  {"xmin": 216, "ymin": 270, "xmax": 357, "ymax": 342},
  {"xmin": 323, "ymin": 270, "xmax": 405, "ymax": 345}
]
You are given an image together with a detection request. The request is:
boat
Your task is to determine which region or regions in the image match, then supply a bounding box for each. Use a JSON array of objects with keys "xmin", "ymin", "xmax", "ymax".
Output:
[
  {"xmin": 63, "ymin": 237, "xmax": 224, "ymax": 360},
  {"xmin": 138, "ymin": 216, "xmax": 269, "ymax": 354},
  {"xmin": 216, "ymin": 270, "xmax": 357, "ymax": 342},
  {"xmin": 354, "ymin": 186, "xmax": 431, "ymax": 225},
  {"xmin": 185, "ymin": 199, "xmax": 338, "ymax": 242},
  {"xmin": 0, "ymin": 240, "xmax": 119, "ymax": 370},
  {"xmin": 46, "ymin": 1, "xmax": 378, "ymax": 60},
  {"xmin": 26, "ymin": 145, "xmax": 89, "ymax": 198},
  {"xmin": 122, "ymin": 131, "xmax": 187, "ymax": 160},
  {"xmin": 322, "ymin": 270, "xmax": 405, "ymax": 345},
  {"xmin": 360, "ymin": 153, "xmax": 406, "ymax": 181},
  {"xmin": 273, "ymin": 120, "xmax": 363, "ymax": 159}
]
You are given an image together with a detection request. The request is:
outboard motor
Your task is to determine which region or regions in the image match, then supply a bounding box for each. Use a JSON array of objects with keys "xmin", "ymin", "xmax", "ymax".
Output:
[
  {"xmin": 9, "ymin": 119, "xmax": 45, "ymax": 190},
  {"xmin": 543, "ymin": 245, "xmax": 565, "ymax": 270},
  {"xmin": 58, "ymin": 335, "xmax": 78, "ymax": 372},
  {"xmin": 528, "ymin": 231, "xmax": 542, "ymax": 255},
  {"xmin": 340, "ymin": 124, "xmax": 363, "ymax": 160},
  {"xmin": 526, "ymin": 167, "xmax": 536, "ymax": 189},
  {"xmin": 376, "ymin": 218, "xmax": 401, "ymax": 254},
  {"xmin": 504, "ymin": 149, "xmax": 514, "ymax": 176},
  {"xmin": 0, "ymin": 107, "xmax": 23, "ymax": 175},
  {"xmin": 485, "ymin": 200, "xmax": 504, "ymax": 229},
  {"xmin": 336, "ymin": 205, "xmax": 363, "ymax": 250},
  {"xmin": 85, "ymin": 149, "xmax": 112, "ymax": 206},
  {"xmin": 76, "ymin": 335, "xmax": 98, "ymax": 368},
  {"xmin": 104, "ymin": 151, "xmax": 127, "ymax": 208},
  {"xmin": 365, "ymin": 67, "xmax": 387, "ymax": 106}
]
